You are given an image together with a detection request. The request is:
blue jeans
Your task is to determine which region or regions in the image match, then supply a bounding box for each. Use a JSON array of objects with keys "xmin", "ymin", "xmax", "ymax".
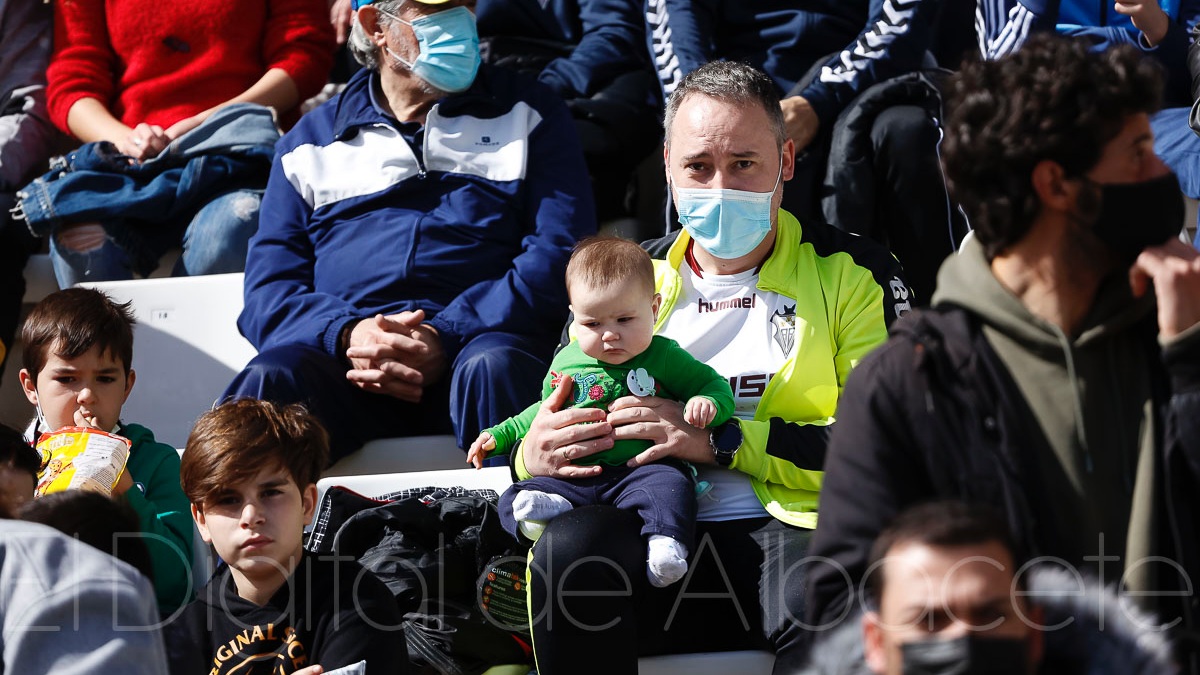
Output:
[
  {"xmin": 1150, "ymin": 107, "xmax": 1200, "ymax": 247},
  {"xmin": 49, "ymin": 188, "xmax": 261, "ymax": 286}
]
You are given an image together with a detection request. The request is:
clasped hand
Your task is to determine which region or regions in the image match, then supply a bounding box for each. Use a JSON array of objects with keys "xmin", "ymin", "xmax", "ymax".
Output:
[{"xmin": 343, "ymin": 309, "xmax": 447, "ymax": 402}]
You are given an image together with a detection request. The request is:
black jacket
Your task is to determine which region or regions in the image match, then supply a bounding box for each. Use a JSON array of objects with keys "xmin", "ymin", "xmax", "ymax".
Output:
[
  {"xmin": 167, "ymin": 554, "xmax": 404, "ymax": 675},
  {"xmin": 806, "ymin": 301, "xmax": 1200, "ymax": 667}
]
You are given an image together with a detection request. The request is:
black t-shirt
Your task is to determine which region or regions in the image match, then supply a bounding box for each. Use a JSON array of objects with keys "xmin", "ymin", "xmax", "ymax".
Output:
[{"xmin": 167, "ymin": 553, "xmax": 404, "ymax": 675}]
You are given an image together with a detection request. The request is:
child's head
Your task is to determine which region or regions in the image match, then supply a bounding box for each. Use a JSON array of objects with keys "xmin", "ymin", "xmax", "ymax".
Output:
[
  {"xmin": 0, "ymin": 424, "xmax": 39, "ymax": 518},
  {"xmin": 18, "ymin": 288, "xmax": 136, "ymax": 432},
  {"xmin": 182, "ymin": 399, "xmax": 329, "ymax": 591},
  {"xmin": 566, "ymin": 237, "xmax": 660, "ymax": 365},
  {"xmin": 20, "ymin": 490, "xmax": 155, "ymax": 582}
]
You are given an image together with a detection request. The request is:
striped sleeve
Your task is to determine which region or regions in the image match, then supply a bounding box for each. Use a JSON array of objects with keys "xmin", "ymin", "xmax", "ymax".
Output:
[
  {"xmin": 975, "ymin": 0, "xmax": 1057, "ymax": 60},
  {"xmin": 799, "ymin": 0, "xmax": 942, "ymax": 126}
]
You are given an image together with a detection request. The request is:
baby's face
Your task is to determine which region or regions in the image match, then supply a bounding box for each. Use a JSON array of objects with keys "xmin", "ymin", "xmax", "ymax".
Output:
[{"xmin": 570, "ymin": 278, "xmax": 659, "ymax": 365}]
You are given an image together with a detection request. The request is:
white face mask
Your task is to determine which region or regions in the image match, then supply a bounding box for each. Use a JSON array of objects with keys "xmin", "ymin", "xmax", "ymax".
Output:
[
  {"xmin": 34, "ymin": 398, "xmax": 49, "ymax": 433},
  {"xmin": 670, "ymin": 154, "xmax": 784, "ymax": 260}
]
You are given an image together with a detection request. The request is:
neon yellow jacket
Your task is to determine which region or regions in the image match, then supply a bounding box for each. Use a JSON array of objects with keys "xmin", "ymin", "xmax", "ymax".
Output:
[{"xmin": 518, "ymin": 210, "xmax": 903, "ymax": 529}]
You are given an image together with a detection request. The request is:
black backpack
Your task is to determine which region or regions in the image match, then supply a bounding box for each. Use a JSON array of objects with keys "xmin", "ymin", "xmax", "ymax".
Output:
[{"xmin": 308, "ymin": 486, "xmax": 532, "ymax": 675}]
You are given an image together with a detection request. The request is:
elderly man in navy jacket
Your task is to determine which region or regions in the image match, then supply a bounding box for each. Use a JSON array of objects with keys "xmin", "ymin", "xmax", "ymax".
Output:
[{"xmin": 226, "ymin": 0, "xmax": 596, "ymax": 461}]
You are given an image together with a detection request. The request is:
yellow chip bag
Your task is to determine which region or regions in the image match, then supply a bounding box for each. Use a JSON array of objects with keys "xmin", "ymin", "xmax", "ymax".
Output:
[{"xmin": 35, "ymin": 427, "xmax": 132, "ymax": 497}]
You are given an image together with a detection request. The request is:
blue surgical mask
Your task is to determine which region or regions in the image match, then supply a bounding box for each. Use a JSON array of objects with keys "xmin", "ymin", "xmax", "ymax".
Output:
[
  {"xmin": 382, "ymin": 6, "xmax": 480, "ymax": 93},
  {"xmin": 672, "ymin": 155, "xmax": 783, "ymax": 260}
]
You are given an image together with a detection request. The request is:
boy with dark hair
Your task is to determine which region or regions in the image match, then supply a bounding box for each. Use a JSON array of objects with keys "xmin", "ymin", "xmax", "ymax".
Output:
[
  {"xmin": 0, "ymin": 422, "xmax": 38, "ymax": 517},
  {"xmin": 17, "ymin": 286, "xmax": 193, "ymax": 614},
  {"xmin": 169, "ymin": 398, "xmax": 404, "ymax": 675},
  {"xmin": 468, "ymin": 236, "xmax": 735, "ymax": 588}
]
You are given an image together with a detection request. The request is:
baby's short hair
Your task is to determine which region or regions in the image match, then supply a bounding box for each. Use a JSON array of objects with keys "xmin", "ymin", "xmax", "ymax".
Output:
[
  {"xmin": 21, "ymin": 288, "xmax": 135, "ymax": 376},
  {"xmin": 181, "ymin": 399, "xmax": 329, "ymax": 507},
  {"xmin": 565, "ymin": 236, "xmax": 655, "ymax": 298}
]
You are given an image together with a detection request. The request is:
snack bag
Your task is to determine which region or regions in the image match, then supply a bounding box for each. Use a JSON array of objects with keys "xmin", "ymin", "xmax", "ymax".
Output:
[{"xmin": 35, "ymin": 427, "xmax": 131, "ymax": 497}]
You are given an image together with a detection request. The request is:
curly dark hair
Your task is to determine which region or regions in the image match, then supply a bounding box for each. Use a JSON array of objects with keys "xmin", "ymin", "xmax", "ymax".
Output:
[{"xmin": 941, "ymin": 34, "xmax": 1163, "ymax": 259}]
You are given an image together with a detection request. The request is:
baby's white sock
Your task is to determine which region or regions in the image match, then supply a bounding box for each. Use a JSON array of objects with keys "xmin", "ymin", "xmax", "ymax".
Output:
[
  {"xmin": 647, "ymin": 535, "xmax": 689, "ymax": 588},
  {"xmin": 512, "ymin": 490, "xmax": 572, "ymax": 523}
]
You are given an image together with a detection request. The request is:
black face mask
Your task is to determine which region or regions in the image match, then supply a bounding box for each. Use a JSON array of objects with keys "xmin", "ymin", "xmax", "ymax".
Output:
[
  {"xmin": 1084, "ymin": 172, "xmax": 1184, "ymax": 264},
  {"xmin": 901, "ymin": 635, "xmax": 1031, "ymax": 675}
]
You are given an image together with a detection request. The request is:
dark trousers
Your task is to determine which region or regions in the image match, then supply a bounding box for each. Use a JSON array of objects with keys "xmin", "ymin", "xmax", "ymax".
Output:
[
  {"xmin": 838, "ymin": 104, "xmax": 964, "ymax": 303},
  {"xmin": 223, "ymin": 331, "xmax": 550, "ymax": 462},
  {"xmin": 499, "ymin": 461, "xmax": 695, "ymax": 546},
  {"xmin": 526, "ymin": 505, "xmax": 812, "ymax": 675},
  {"xmin": 781, "ymin": 64, "xmax": 966, "ymax": 305}
]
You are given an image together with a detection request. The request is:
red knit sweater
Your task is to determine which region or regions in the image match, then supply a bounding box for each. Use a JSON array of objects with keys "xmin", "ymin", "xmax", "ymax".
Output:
[{"xmin": 46, "ymin": 0, "xmax": 334, "ymax": 136}]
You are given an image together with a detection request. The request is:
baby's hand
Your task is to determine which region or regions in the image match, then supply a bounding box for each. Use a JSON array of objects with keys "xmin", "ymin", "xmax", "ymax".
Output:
[
  {"xmin": 684, "ymin": 397, "xmax": 717, "ymax": 428},
  {"xmin": 466, "ymin": 432, "xmax": 497, "ymax": 469}
]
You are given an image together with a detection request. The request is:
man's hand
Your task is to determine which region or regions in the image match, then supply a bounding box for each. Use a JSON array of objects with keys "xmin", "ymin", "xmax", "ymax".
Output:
[
  {"xmin": 521, "ymin": 377, "xmax": 611, "ymax": 478},
  {"xmin": 607, "ymin": 395, "xmax": 715, "ymax": 467},
  {"xmin": 780, "ymin": 96, "xmax": 820, "ymax": 152},
  {"xmin": 117, "ymin": 123, "xmax": 170, "ymax": 161},
  {"xmin": 1129, "ymin": 238, "xmax": 1200, "ymax": 339},
  {"xmin": 344, "ymin": 310, "xmax": 447, "ymax": 402},
  {"xmin": 1115, "ymin": 2, "xmax": 1170, "ymax": 45}
]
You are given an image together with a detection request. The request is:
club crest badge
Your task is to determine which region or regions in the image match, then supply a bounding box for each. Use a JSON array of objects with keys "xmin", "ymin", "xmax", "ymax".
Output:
[
  {"xmin": 771, "ymin": 304, "xmax": 796, "ymax": 356},
  {"xmin": 627, "ymin": 368, "xmax": 656, "ymax": 396}
]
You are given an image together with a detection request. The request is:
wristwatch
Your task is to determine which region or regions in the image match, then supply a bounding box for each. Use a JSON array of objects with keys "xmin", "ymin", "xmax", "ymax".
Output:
[{"xmin": 710, "ymin": 419, "xmax": 743, "ymax": 467}]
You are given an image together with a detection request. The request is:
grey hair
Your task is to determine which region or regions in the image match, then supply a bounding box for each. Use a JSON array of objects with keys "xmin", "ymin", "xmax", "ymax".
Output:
[
  {"xmin": 663, "ymin": 61, "xmax": 787, "ymax": 149},
  {"xmin": 347, "ymin": 0, "xmax": 406, "ymax": 70}
]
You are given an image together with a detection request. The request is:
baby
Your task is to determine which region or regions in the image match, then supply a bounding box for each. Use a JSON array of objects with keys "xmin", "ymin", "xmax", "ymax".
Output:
[{"xmin": 468, "ymin": 236, "xmax": 733, "ymax": 587}]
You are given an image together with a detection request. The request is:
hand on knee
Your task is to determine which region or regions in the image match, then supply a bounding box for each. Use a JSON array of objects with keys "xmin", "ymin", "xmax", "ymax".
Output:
[{"xmin": 57, "ymin": 223, "xmax": 107, "ymax": 252}]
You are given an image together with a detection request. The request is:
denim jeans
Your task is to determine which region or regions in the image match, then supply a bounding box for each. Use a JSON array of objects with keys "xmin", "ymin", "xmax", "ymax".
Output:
[{"xmin": 49, "ymin": 188, "xmax": 261, "ymax": 286}]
